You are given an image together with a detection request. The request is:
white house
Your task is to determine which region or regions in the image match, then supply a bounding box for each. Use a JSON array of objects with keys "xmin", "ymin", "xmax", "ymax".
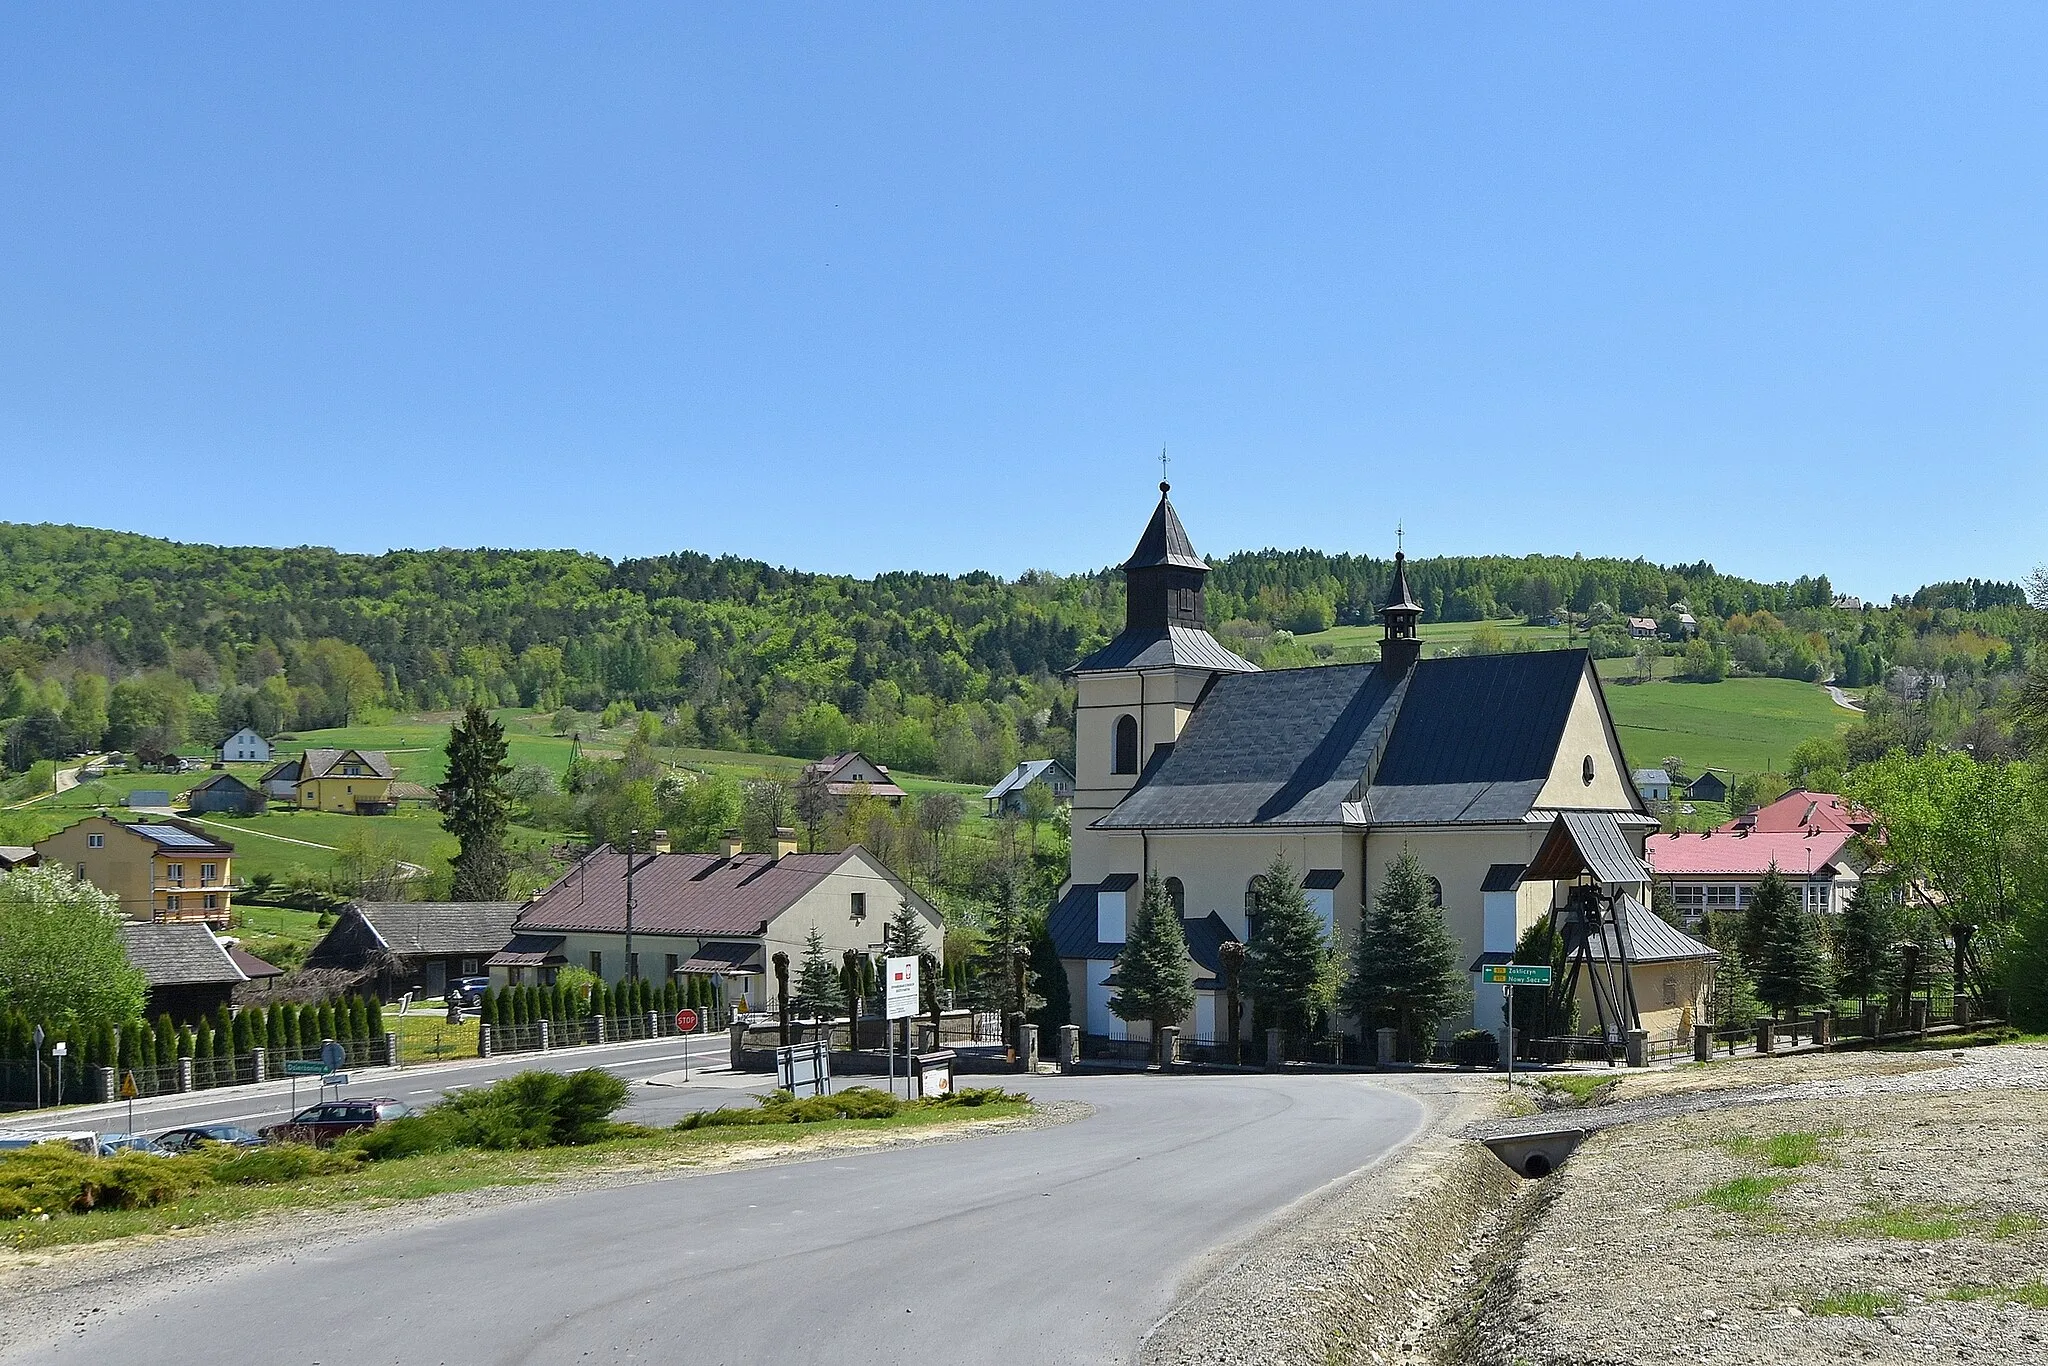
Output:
[{"xmin": 219, "ymin": 728, "xmax": 272, "ymax": 764}]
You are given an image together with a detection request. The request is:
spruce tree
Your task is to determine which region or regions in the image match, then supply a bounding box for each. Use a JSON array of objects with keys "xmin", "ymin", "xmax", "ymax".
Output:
[
  {"xmin": 440, "ymin": 701, "xmax": 513, "ymax": 901},
  {"xmin": 1343, "ymin": 849, "xmax": 1470, "ymax": 1056},
  {"xmin": 1027, "ymin": 911, "xmax": 1071, "ymax": 1032},
  {"xmin": 1740, "ymin": 864, "xmax": 1792, "ymax": 968},
  {"xmin": 1242, "ymin": 856, "xmax": 1328, "ymax": 1048},
  {"xmin": 792, "ymin": 928, "xmax": 847, "ymax": 1019},
  {"xmin": 1712, "ymin": 944, "xmax": 1765, "ymax": 1028},
  {"xmin": 1108, "ymin": 873, "xmax": 1195, "ymax": 1057},
  {"xmin": 1755, "ymin": 900, "xmax": 1833, "ymax": 1018},
  {"xmin": 882, "ymin": 896, "xmax": 930, "ymax": 959},
  {"xmin": 1833, "ymin": 884, "xmax": 1895, "ymax": 1011}
]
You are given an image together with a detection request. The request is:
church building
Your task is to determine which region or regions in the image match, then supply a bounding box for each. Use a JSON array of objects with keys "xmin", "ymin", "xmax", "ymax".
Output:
[{"xmin": 1049, "ymin": 483, "xmax": 1714, "ymax": 1050}]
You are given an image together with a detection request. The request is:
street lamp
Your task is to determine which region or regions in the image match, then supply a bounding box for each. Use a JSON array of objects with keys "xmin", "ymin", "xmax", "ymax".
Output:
[{"xmin": 624, "ymin": 829, "xmax": 638, "ymax": 982}]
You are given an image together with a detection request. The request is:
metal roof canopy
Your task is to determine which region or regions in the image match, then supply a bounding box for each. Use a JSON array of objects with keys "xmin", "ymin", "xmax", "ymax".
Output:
[{"xmin": 1525, "ymin": 811, "xmax": 1648, "ymax": 886}]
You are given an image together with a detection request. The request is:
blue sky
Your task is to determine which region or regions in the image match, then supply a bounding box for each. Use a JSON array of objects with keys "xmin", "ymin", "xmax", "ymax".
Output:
[{"xmin": 3, "ymin": 5, "xmax": 2044, "ymax": 598}]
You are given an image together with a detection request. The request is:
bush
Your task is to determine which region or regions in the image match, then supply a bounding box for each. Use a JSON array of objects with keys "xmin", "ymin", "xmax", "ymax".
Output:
[
  {"xmin": 0, "ymin": 1146, "xmax": 212, "ymax": 1218},
  {"xmin": 199, "ymin": 1142, "xmax": 358, "ymax": 1185},
  {"xmin": 345, "ymin": 1068, "xmax": 633, "ymax": 1159},
  {"xmin": 670, "ymin": 1084, "xmax": 1025, "ymax": 1131}
]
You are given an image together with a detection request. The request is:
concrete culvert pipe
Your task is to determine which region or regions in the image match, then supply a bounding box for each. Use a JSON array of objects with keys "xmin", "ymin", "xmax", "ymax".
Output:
[{"xmin": 1478, "ymin": 1128, "xmax": 1586, "ymax": 1179}]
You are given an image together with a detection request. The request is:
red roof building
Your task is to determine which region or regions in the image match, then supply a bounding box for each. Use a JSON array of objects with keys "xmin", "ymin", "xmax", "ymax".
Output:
[
  {"xmin": 1719, "ymin": 789, "xmax": 1872, "ymax": 836},
  {"xmin": 1647, "ymin": 827, "xmax": 1863, "ymax": 923}
]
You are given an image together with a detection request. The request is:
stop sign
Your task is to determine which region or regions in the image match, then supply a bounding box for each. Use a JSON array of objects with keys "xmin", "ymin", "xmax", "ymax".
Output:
[{"xmin": 675, "ymin": 1008, "xmax": 699, "ymax": 1033}]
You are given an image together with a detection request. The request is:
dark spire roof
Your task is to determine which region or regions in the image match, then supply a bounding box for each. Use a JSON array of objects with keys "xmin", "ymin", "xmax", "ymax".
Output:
[
  {"xmin": 1122, "ymin": 483, "xmax": 1208, "ymax": 572},
  {"xmin": 1381, "ymin": 551, "xmax": 1421, "ymax": 616}
]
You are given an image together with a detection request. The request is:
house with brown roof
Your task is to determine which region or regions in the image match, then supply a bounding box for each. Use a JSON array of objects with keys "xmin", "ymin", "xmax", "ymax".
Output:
[
  {"xmin": 501, "ymin": 830, "xmax": 941, "ymax": 1016},
  {"xmin": 306, "ymin": 900, "xmax": 527, "ymax": 1001},
  {"xmin": 120, "ymin": 921, "xmax": 279, "ymax": 1024},
  {"xmin": 36, "ymin": 815, "xmax": 235, "ymax": 923},
  {"xmin": 799, "ymin": 752, "xmax": 908, "ymax": 802},
  {"xmin": 261, "ymin": 749, "xmax": 397, "ymax": 814}
]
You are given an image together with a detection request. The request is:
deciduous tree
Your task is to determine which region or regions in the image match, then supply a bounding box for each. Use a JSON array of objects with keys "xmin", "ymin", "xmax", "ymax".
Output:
[{"xmin": 0, "ymin": 866, "xmax": 145, "ymax": 1024}]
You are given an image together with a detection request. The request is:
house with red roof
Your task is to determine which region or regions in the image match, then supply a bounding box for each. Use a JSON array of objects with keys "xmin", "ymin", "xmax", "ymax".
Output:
[
  {"xmin": 497, "ymin": 828, "xmax": 941, "ymax": 1016},
  {"xmin": 1719, "ymin": 789, "xmax": 1873, "ymax": 837},
  {"xmin": 1648, "ymin": 825, "xmax": 1865, "ymax": 925}
]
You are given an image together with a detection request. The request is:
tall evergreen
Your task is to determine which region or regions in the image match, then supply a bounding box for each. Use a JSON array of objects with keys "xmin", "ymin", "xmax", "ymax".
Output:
[
  {"xmin": 1755, "ymin": 900, "xmax": 1834, "ymax": 1018},
  {"xmin": 1833, "ymin": 884, "xmax": 1895, "ymax": 1010},
  {"xmin": 882, "ymin": 896, "xmax": 930, "ymax": 959},
  {"xmin": 1711, "ymin": 944, "xmax": 1765, "ymax": 1028},
  {"xmin": 441, "ymin": 702, "xmax": 513, "ymax": 900},
  {"xmin": 1506, "ymin": 917, "xmax": 1574, "ymax": 1043},
  {"xmin": 792, "ymin": 928, "xmax": 847, "ymax": 1019},
  {"xmin": 1343, "ymin": 849, "xmax": 1470, "ymax": 1054},
  {"xmin": 1026, "ymin": 911, "xmax": 1071, "ymax": 1032},
  {"xmin": 1739, "ymin": 863, "xmax": 1791, "ymax": 967},
  {"xmin": 1242, "ymin": 856, "xmax": 1328, "ymax": 1046},
  {"xmin": 1108, "ymin": 873, "xmax": 1195, "ymax": 1056}
]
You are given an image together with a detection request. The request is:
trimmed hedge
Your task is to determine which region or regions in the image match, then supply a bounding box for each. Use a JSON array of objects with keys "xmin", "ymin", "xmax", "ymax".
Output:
[{"xmin": 672, "ymin": 1085, "xmax": 1023, "ymax": 1131}]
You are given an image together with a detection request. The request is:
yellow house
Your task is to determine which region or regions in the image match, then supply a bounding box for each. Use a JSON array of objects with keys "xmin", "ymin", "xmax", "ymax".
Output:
[
  {"xmin": 34, "ymin": 814, "xmax": 236, "ymax": 924},
  {"xmin": 261, "ymin": 748, "xmax": 397, "ymax": 814}
]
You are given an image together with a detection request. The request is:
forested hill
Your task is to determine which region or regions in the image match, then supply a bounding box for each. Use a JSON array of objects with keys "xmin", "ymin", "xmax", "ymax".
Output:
[{"xmin": 0, "ymin": 522, "xmax": 2028, "ymax": 784}]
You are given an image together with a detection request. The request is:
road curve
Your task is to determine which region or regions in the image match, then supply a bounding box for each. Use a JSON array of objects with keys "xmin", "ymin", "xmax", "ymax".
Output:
[{"xmin": 5, "ymin": 1073, "xmax": 1424, "ymax": 1366}]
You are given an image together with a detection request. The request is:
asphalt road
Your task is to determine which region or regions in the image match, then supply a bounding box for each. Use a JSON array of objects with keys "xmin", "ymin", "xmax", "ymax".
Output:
[
  {"xmin": 1, "ymin": 1032, "xmax": 758, "ymax": 1140},
  {"xmin": 4, "ymin": 1072, "xmax": 1425, "ymax": 1366}
]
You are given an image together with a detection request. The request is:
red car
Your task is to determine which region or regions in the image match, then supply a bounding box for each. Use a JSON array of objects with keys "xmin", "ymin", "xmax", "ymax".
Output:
[{"xmin": 259, "ymin": 1098, "xmax": 417, "ymax": 1147}]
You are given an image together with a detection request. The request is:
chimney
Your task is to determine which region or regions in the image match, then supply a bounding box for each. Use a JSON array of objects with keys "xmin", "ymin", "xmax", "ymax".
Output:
[
  {"xmin": 650, "ymin": 829, "xmax": 671, "ymax": 855},
  {"xmin": 720, "ymin": 829, "xmax": 744, "ymax": 859},
  {"xmin": 773, "ymin": 827, "xmax": 799, "ymax": 860}
]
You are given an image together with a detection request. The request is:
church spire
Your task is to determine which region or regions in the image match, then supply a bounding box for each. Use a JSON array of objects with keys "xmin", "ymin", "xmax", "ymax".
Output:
[
  {"xmin": 1379, "ymin": 536, "xmax": 1423, "ymax": 676},
  {"xmin": 1122, "ymin": 481, "xmax": 1208, "ymax": 630}
]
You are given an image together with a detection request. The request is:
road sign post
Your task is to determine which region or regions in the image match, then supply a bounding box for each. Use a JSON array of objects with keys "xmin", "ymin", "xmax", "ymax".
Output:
[
  {"xmin": 1480, "ymin": 964, "xmax": 1552, "ymax": 1087},
  {"xmin": 675, "ymin": 1008, "xmax": 698, "ymax": 1080},
  {"xmin": 121, "ymin": 1070, "xmax": 138, "ymax": 1135},
  {"xmin": 885, "ymin": 956, "xmax": 919, "ymax": 1099}
]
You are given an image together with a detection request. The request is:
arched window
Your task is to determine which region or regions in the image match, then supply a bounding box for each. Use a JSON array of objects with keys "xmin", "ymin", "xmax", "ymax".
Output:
[
  {"xmin": 1113, "ymin": 714, "xmax": 1140, "ymax": 775},
  {"xmin": 1427, "ymin": 876, "xmax": 1444, "ymax": 908},
  {"xmin": 1165, "ymin": 877, "xmax": 1185, "ymax": 918},
  {"xmin": 1582, "ymin": 754, "xmax": 1596, "ymax": 786}
]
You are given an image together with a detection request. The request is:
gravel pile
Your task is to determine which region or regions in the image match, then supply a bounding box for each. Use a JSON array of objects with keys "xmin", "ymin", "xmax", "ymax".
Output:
[{"xmin": 1463, "ymin": 1047, "xmax": 2048, "ymax": 1366}]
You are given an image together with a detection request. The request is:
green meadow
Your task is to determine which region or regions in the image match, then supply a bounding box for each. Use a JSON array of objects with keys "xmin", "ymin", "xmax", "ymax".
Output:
[{"xmin": 1597, "ymin": 673, "xmax": 1853, "ymax": 775}]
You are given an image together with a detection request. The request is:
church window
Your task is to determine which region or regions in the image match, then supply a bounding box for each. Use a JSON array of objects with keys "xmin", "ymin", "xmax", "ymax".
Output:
[
  {"xmin": 1113, "ymin": 715, "xmax": 1139, "ymax": 775},
  {"xmin": 1427, "ymin": 877, "xmax": 1444, "ymax": 908},
  {"xmin": 1582, "ymin": 755, "xmax": 1596, "ymax": 785},
  {"xmin": 1165, "ymin": 877, "xmax": 1185, "ymax": 918}
]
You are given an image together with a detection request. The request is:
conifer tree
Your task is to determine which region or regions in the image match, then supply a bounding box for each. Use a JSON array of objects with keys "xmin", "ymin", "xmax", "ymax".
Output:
[
  {"xmin": 1740, "ymin": 864, "xmax": 1792, "ymax": 968},
  {"xmin": 1712, "ymin": 944, "xmax": 1765, "ymax": 1028},
  {"xmin": 479, "ymin": 988, "xmax": 498, "ymax": 1028},
  {"xmin": 1755, "ymin": 896, "xmax": 1833, "ymax": 1018},
  {"xmin": 1507, "ymin": 917, "xmax": 1574, "ymax": 1044},
  {"xmin": 441, "ymin": 702, "xmax": 513, "ymax": 900},
  {"xmin": 793, "ymin": 927, "xmax": 847, "ymax": 1019},
  {"xmin": 1027, "ymin": 911, "xmax": 1071, "ymax": 1032},
  {"xmin": 156, "ymin": 1014, "xmax": 177, "ymax": 1064},
  {"xmin": 1242, "ymin": 856, "xmax": 1328, "ymax": 1048},
  {"xmin": 1833, "ymin": 883, "xmax": 1895, "ymax": 1011},
  {"xmin": 365, "ymin": 996, "xmax": 385, "ymax": 1037},
  {"xmin": 1344, "ymin": 849, "xmax": 1469, "ymax": 1055},
  {"xmin": 214, "ymin": 1003, "xmax": 235, "ymax": 1057},
  {"xmin": 1109, "ymin": 873, "xmax": 1195, "ymax": 1057},
  {"xmin": 882, "ymin": 896, "xmax": 930, "ymax": 959}
]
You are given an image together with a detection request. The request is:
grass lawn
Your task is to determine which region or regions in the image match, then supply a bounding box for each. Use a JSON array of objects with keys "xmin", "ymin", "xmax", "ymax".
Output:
[
  {"xmin": 387, "ymin": 1010, "xmax": 481, "ymax": 1062},
  {"xmin": 0, "ymin": 1097, "xmax": 1032, "ymax": 1252},
  {"xmin": 192, "ymin": 806, "xmax": 460, "ymax": 882},
  {"xmin": 1597, "ymin": 674, "xmax": 1853, "ymax": 775}
]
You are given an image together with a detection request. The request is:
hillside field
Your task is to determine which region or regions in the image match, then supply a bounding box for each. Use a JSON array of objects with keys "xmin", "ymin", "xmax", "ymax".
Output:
[{"xmin": 1596, "ymin": 672, "xmax": 1854, "ymax": 776}]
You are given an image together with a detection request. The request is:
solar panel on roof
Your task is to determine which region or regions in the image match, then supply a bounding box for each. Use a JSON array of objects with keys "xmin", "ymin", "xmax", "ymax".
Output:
[{"xmin": 130, "ymin": 825, "xmax": 221, "ymax": 848}]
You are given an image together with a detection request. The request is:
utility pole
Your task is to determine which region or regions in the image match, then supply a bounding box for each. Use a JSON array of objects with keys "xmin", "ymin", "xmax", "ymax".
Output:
[{"xmin": 624, "ymin": 829, "xmax": 638, "ymax": 981}]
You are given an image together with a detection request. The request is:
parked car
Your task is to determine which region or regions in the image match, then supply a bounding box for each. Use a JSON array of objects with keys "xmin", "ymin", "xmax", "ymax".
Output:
[
  {"xmin": 446, "ymin": 977, "xmax": 491, "ymax": 1007},
  {"xmin": 155, "ymin": 1124, "xmax": 266, "ymax": 1153},
  {"xmin": 95, "ymin": 1133, "xmax": 172, "ymax": 1157},
  {"xmin": 0, "ymin": 1130, "xmax": 99, "ymax": 1155},
  {"xmin": 259, "ymin": 1098, "xmax": 417, "ymax": 1147}
]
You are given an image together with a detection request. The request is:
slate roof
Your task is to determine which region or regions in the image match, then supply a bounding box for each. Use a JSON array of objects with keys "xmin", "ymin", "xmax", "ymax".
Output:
[
  {"xmin": 1123, "ymin": 487, "xmax": 1208, "ymax": 571},
  {"xmin": 1180, "ymin": 912, "xmax": 1239, "ymax": 990},
  {"xmin": 121, "ymin": 922, "xmax": 245, "ymax": 987},
  {"xmin": 679, "ymin": 940, "xmax": 766, "ymax": 974},
  {"xmin": 1580, "ymin": 894, "xmax": 1720, "ymax": 964},
  {"xmin": 515, "ymin": 846, "xmax": 901, "ymax": 937},
  {"xmin": 1047, "ymin": 880, "xmax": 1239, "ymax": 981},
  {"xmin": 1096, "ymin": 650, "xmax": 1612, "ymax": 830},
  {"xmin": 1633, "ymin": 768, "xmax": 1674, "ymax": 788},
  {"xmin": 344, "ymin": 901, "xmax": 525, "ymax": 957},
  {"xmin": 1073, "ymin": 623, "xmax": 1259, "ymax": 674},
  {"xmin": 985, "ymin": 758, "xmax": 1074, "ymax": 801},
  {"xmin": 1481, "ymin": 863, "xmax": 1526, "ymax": 893}
]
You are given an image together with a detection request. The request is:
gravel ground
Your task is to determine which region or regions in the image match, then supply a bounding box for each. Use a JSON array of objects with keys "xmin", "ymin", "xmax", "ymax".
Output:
[
  {"xmin": 1144, "ymin": 1074, "xmax": 1533, "ymax": 1366},
  {"xmin": 1465, "ymin": 1045, "xmax": 2048, "ymax": 1366}
]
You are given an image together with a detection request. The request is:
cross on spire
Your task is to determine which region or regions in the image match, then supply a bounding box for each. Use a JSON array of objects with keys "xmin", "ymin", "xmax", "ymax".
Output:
[
  {"xmin": 1159, "ymin": 445, "xmax": 1170, "ymax": 491},
  {"xmin": 1397, "ymin": 520, "xmax": 1404, "ymax": 555}
]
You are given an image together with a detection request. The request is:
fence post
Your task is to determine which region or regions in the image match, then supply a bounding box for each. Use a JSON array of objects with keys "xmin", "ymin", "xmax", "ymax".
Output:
[
  {"xmin": 1058, "ymin": 1024, "xmax": 1080, "ymax": 1073},
  {"xmin": 1373, "ymin": 1026, "xmax": 1396, "ymax": 1068},
  {"xmin": 649, "ymin": 1011, "xmax": 662, "ymax": 1041},
  {"xmin": 95, "ymin": 1065, "xmax": 116, "ymax": 1104},
  {"xmin": 1813, "ymin": 1010, "xmax": 1832, "ymax": 1048},
  {"xmin": 1160, "ymin": 1025, "xmax": 1180, "ymax": 1068},
  {"xmin": 1910, "ymin": 999, "xmax": 1929, "ymax": 1035},
  {"xmin": 478, "ymin": 1023, "xmax": 494, "ymax": 1058},
  {"xmin": 1018, "ymin": 1023, "xmax": 1039, "ymax": 1073},
  {"xmin": 1755, "ymin": 1020, "xmax": 1774, "ymax": 1054},
  {"xmin": 1625, "ymin": 1028, "xmax": 1648, "ymax": 1068},
  {"xmin": 1862, "ymin": 1004, "xmax": 1881, "ymax": 1039},
  {"xmin": 538, "ymin": 1020, "xmax": 551, "ymax": 1051},
  {"xmin": 1692, "ymin": 1023, "xmax": 1713, "ymax": 1062},
  {"xmin": 729, "ymin": 1022, "xmax": 747, "ymax": 1072},
  {"xmin": 251, "ymin": 1047, "xmax": 268, "ymax": 1083},
  {"xmin": 177, "ymin": 1057, "xmax": 194, "ymax": 1093},
  {"xmin": 591, "ymin": 1015, "xmax": 606, "ymax": 1045},
  {"xmin": 1955, "ymin": 997, "xmax": 1973, "ymax": 1028}
]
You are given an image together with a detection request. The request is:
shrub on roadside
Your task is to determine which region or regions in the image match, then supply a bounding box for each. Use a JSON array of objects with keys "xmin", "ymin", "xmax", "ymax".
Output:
[
  {"xmin": 345, "ymin": 1068, "xmax": 633, "ymax": 1160},
  {"xmin": 0, "ymin": 1146, "xmax": 212, "ymax": 1218},
  {"xmin": 671, "ymin": 1085, "xmax": 1025, "ymax": 1131},
  {"xmin": 199, "ymin": 1142, "xmax": 359, "ymax": 1186}
]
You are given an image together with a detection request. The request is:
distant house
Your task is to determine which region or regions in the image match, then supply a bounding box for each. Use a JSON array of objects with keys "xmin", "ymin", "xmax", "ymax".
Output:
[
  {"xmin": 1648, "ymin": 827, "xmax": 1864, "ymax": 925},
  {"xmin": 1631, "ymin": 768, "xmax": 1674, "ymax": 804},
  {"xmin": 1721, "ymin": 789, "xmax": 1872, "ymax": 837},
  {"xmin": 123, "ymin": 790, "xmax": 171, "ymax": 809},
  {"xmin": 504, "ymin": 838, "xmax": 941, "ymax": 1012},
  {"xmin": 800, "ymin": 752, "xmax": 908, "ymax": 803},
  {"xmin": 0, "ymin": 847, "xmax": 39, "ymax": 871},
  {"xmin": 35, "ymin": 815, "xmax": 235, "ymax": 923},
  {"xmin": 185, "ymin": 772, "xmax": 266, "ymax": 816},
  {"xmin": 219, "ymin": 728, "xmax": 273, "ymax": 764},
  {"xmin": 261, "ymin": 749, "xmax": 397, "ymax": 814},
  {"xmin": 1683, "ymin": 771, "xmax": 1730, "ymax": 805},
  {"xmin": 120, "ymin": 921, "xmax": 276, "ymax": 1024},
  {"xmin": 983, "ymin": 758, "xmax": 1076, "ymax": 817},
  {"xmin": 1627, "ymin": 616, "xmax": 1659, "ymax": 639},
  {"xmin": 305, "ymin": 900, "xmax": 527, "ymax": 1001}
]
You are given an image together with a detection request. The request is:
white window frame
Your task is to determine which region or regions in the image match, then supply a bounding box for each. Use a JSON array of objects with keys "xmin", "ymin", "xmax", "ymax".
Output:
[{"xmin": 87, "ymin": 833, "xmax": 104, "ymax": 849}]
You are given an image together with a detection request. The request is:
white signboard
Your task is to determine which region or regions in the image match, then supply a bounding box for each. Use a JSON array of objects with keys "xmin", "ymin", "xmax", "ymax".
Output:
[{"xmin": 885, "ymin": 955, "xmax": 921, "ymax": 1020}]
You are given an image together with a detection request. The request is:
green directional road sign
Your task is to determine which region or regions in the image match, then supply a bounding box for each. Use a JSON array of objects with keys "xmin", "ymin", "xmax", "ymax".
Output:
[
  {"xmin": 283, "ymin": 1060, "xmax": 329, "ymax": 1076},
  {"xmin": 1483, "ymin": 964, "xmax": 1554, "ymax": 986}
]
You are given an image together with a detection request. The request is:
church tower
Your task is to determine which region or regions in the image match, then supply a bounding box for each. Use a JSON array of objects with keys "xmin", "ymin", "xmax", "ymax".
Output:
[
  {"xmin": 1067, "ymin": 482, "xmax": 1257, "ymax": 883},
  {"xmin": 1378, "ymin": 547, "xmax": 1423, "ymax": 676}
]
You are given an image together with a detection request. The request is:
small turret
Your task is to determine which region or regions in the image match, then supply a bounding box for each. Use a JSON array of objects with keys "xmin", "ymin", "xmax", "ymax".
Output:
[{"xmin": 1379, "ymin": 548, "xmax": 1422, "ymax": 676}]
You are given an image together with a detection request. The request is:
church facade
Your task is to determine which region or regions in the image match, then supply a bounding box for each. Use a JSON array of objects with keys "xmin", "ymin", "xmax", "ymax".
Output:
[{"xmin": 1049, "ymin": 484, "xmax": 1710, "ymax": 1049}]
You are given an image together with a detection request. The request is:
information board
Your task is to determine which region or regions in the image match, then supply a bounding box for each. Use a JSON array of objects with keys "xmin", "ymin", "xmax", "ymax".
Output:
[{"xmin": 885, "ymin": 955, "xmax": 921, "ymax": 1020}]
